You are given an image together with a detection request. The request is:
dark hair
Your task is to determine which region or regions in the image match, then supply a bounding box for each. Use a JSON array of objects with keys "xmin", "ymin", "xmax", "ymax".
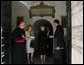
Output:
[
  {"xmin": 54, "ymin": 19, "xmax": 60, "ymax": 24},
  {"xmin": 17, "ymin": 20, "xmax": 20, "ymax": 26},
  {"xmin": 47, "ymin": 26, "xmax": 50, "ymax": 31},
  {"xmin": 17, "ymin": 20, "xmax": 24, "ymax": 26}
]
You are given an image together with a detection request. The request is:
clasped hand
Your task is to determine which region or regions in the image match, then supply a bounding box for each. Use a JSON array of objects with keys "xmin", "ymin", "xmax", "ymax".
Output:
[{"xmin": 49, "ymin": 35, "xmax": 54, "ymax": 38}]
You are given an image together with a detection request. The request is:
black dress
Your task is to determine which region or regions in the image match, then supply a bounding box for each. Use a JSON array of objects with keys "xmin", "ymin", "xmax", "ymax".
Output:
[
  {"xmin": 37, "ymin": 31, "xmax": 47, "ymax": 55},
  {"xmin": 11, "ymin": 27, "xmax": 27, "ymax": 64}
]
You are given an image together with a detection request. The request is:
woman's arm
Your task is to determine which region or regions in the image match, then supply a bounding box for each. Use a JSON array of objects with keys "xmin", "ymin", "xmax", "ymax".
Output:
[{"xmin": 25, "ymin": 31, "xmax": 30, "ymax": 40}]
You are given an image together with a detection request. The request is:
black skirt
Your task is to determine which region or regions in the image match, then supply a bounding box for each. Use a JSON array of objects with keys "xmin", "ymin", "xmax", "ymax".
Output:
[
  {"xmin": 38, "ymin": 45, "xmax": 47, "ymax": 55},
  {"xmin": 12, "ymin": 42, "xmax": 27, "ymax": 64}
]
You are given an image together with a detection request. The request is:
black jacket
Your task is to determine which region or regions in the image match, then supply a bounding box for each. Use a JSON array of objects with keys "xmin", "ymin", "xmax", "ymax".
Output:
[
  {"xmin": 37, "ymin": 31, "xmax": 47, "ymax": 47},
  {"xmin": 11, "ymin": 27, "xmax": 25, "ymax": 41},
  {"xmin": 54, "ymin": 25, "xmax": 65, "ymax": 48}
]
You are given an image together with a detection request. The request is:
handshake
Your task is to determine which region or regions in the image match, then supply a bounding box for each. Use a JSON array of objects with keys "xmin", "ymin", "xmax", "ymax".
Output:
[
  {"xmin": 55, "ymin": 47, "xmax": 64, "ymax": 50},
  {"xmin": 29, "ymin": 36, "xmax": 35, "ymax": 40},
  {"xmin": 49, "ymin": 35, "xmax": 54, "ymax": 38}
]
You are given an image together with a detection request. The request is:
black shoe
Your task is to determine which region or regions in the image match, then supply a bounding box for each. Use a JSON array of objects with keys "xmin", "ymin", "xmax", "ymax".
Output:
[{"xmin": 30, "ymin": 61, "xmax": 34, "ymax": 64}]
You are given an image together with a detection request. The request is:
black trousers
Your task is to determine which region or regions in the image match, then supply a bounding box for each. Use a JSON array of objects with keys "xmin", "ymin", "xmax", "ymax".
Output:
[{"xmin": 54, "ymin": 50, "xmax": 63, "ymax": 64}]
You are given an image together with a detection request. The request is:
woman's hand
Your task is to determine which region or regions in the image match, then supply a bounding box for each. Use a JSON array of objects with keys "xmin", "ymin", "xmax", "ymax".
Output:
[
  {"xmin": 49, "ymin": 35, "xmax": 54, "ymax": 38},
  {"xmin": 29, "ymin": 37, "xmax": 35, "ymax": 40}
]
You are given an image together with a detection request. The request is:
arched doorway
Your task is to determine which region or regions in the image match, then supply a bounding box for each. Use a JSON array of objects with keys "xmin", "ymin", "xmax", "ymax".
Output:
[
  {"xmin": 33, "ymin": 19, "xmax": 53, "ymax": 36},
  {"xmin": 32, "ymin": 19, "xmax": 53, "ymax": 64}
]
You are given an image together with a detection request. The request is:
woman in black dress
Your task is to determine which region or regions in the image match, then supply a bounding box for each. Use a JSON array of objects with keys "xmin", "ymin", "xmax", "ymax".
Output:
[
  {"xmin": 11, "ymin": 20, "xmax": 27, "ymax": 64},
  {"xmin": 37, "ymin": 25, "xmax": 47, "ymax": 64}
]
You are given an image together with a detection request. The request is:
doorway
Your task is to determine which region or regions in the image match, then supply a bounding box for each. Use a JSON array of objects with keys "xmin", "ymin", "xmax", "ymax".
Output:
[{"xmin": 1, "ymin": 1, "xmax": 71, "ymax": 64}]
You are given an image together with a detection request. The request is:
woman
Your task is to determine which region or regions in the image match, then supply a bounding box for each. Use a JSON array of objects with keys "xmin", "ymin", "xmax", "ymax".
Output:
[
  {"xmin": 46, "ymin": 27, "xmax": 53, "ymax": 55},
  {"xmin": 11, "ymin": 20, "xmax": 27, "ymax": 64},
  {"xmin": 25, "ymin": 25, "xmax": 35, "ymax": 64},
  {"xmin": 37, "ymin": 25, "xmax": 47, "ymax": 64}
]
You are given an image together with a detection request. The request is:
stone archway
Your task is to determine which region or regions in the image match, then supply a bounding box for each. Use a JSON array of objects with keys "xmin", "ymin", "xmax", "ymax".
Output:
[
  {"xmin": 32, "ymin": 19, "xmax": 53, "ymax": 54},
  {"xmin": 33, "ymin": 19, "xmax": 53, "ymax": 36},
  {"xmin": 32, "ymin": 19, "xmax": 53, "ymax": 64}
]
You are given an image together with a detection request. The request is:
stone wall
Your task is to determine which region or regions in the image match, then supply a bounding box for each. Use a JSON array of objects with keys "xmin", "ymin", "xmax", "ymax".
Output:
[
  {"xmin": 71, "ymin": 1, "xmax": 83, "ymax": 64},
  {"xmin": 12, "ymin": 1, "xmax": 66, "ymax": 32}
]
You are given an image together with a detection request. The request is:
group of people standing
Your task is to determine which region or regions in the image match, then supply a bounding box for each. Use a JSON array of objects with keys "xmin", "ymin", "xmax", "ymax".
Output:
[{"xmin": 11, "ymin": 19, "xmax": 65, "ymax": 64}]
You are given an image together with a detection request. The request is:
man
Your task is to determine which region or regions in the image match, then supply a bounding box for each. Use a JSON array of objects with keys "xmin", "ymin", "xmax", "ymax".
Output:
[
  {"xmin": 11, "ymin": 20, "xmax": 27, "ymax": 64},
  {"xmin": 49, "ymin": 19, "xmax": 65, "ymax": 64}
]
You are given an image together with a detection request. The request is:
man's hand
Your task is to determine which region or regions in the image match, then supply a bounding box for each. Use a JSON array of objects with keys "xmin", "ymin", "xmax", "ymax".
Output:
[
  {"xmin": 22, "ymin": 35, "xmax": 25, "ymax": 38},
  {"xmin": 55, "ymin": 47, "xmax": 61, "ymax": 50},
  {"xmin": 49, "ymin": 35, "xmax": 54, "ymax": 38}
]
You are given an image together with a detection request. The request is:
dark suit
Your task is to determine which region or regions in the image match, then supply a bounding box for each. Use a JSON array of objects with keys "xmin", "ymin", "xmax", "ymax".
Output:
[{"xmin": 53, "ymin": 25, "xmax": 65, "ymax": 64}]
